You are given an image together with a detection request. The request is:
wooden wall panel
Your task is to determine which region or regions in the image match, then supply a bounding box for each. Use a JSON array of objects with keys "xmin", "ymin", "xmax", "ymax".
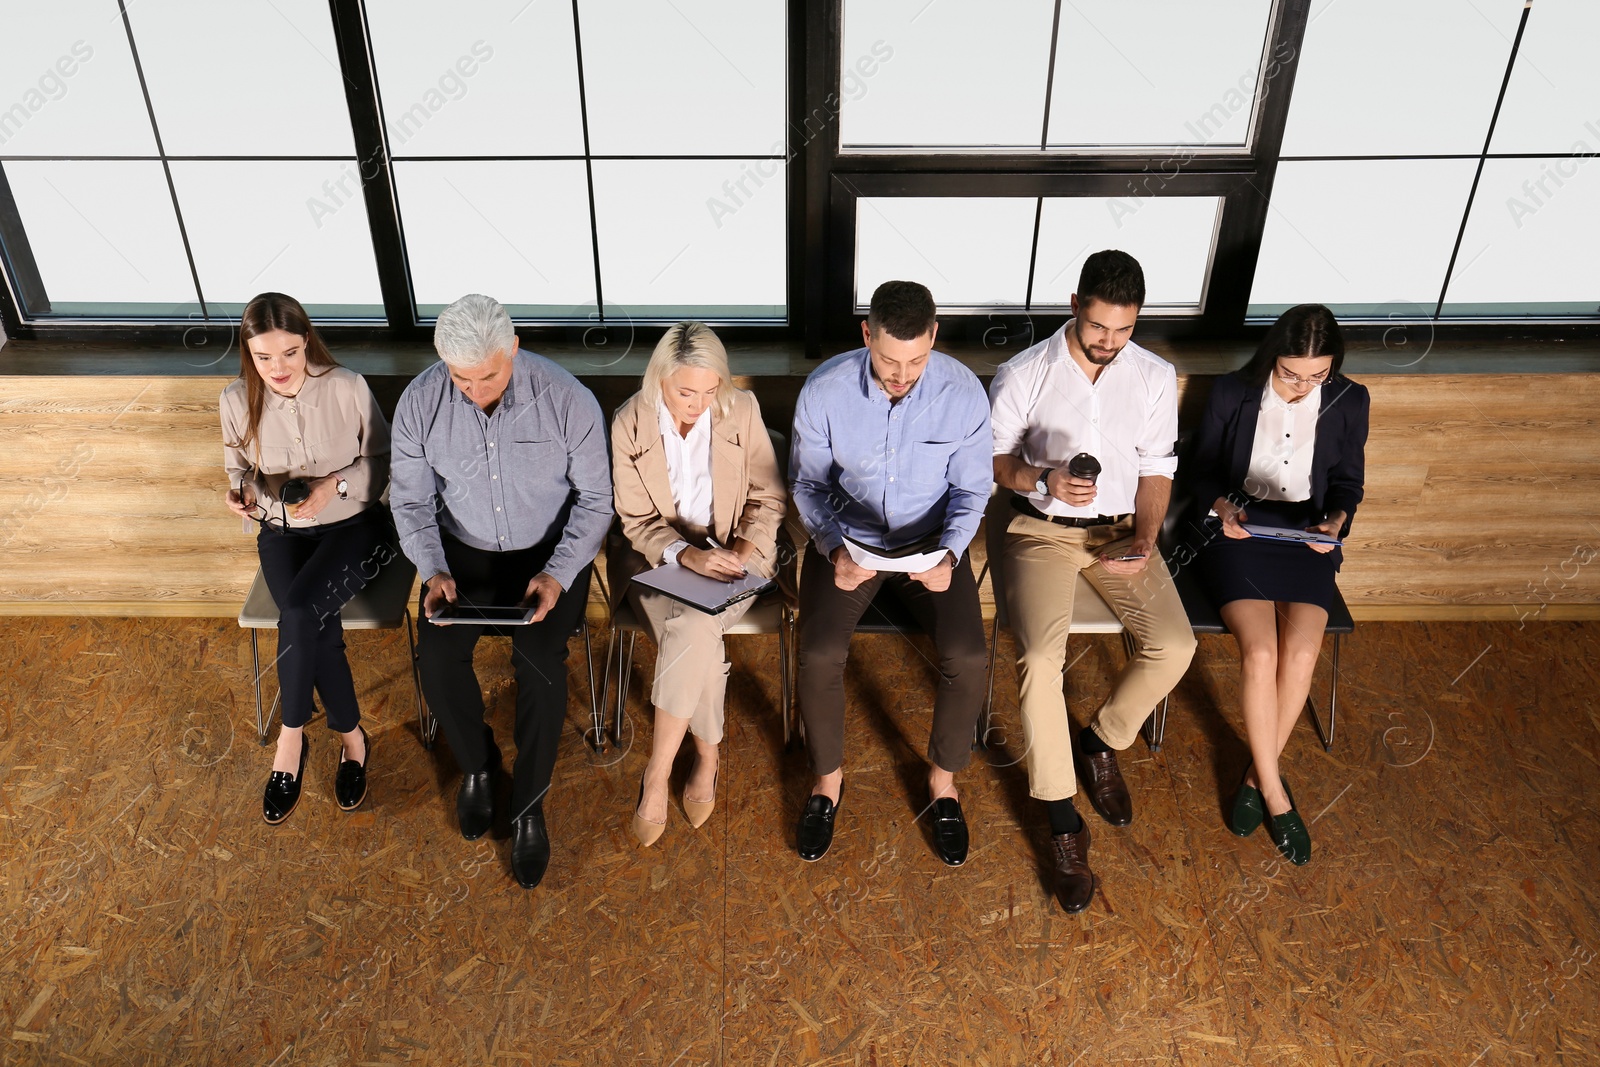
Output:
[{"xmin": 2, "ymin": 373, "xmax": 1598, "ymax": 618}]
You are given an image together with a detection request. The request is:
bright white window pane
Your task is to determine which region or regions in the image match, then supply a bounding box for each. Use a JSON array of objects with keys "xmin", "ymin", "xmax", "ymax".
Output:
[
  {"xmin": 395, "ymin": 161, "xmax": 596, "ymax": 318},
  {"xmin": 1047, "ymin": 0, "xmax": 1273, "ymax": 149},
  {"xmin": 5, "ymin": 161, "xmax": 196, "ymax": 316},
  {"xmin": 0, "ymin": 6, "xmax": 155, "ymax": 156},
  {"xmin": 854, "ymin": 198, "xmax": 1034, "ymax": 309},
  {"xmin": 591, "ymin": 160, "xmax": 784, "ymax": 319},
  {"xmin": 368, "ymin": 0, "xmax": 584, "ymax": 157},
  {"xmin": 169, "ymin": 161, "xmax": 383, "ymax": 316},
  {"xmin": 581, "ymin": 0, "xmax": 784, "ymax": 156},
  {"xmin": 1490, "ymin": 1, "xmax": 1600, "ymax": 154},
  {"xmin": 1442, "ymin": 158, "xmax": 1600, "ymax": 316},
  {"xmin": 1280, "ymin": 0, "xmax": 1522, "ymax": 156},
  {"xmin": 840, "ymin": 0, "xmax": 1054, "ymax": 150},
  {"xmin": 1249, "ymin": 159, "xmax": 1478, "ymax": 318},
  {"xmin": 1032, "ymin": 197, "xmax": 1221, "ymax": 312},
  {"xmin": 127, "ymin": 0, "xmax": 355, "ymax": 156}
]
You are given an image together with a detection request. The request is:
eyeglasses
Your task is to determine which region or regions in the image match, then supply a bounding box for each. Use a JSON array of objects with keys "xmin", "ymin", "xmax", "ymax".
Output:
[{"xmin": 1275, "ymin": 366, "xmax": 1330, "ymax": 387}]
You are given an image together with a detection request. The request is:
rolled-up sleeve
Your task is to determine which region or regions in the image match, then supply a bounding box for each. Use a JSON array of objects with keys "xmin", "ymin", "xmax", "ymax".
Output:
[
  {"xmin": 541, "ymin": 384, "xmax": 612, "ymax": 591},
  {"xmin": 389, "ymin": 387, "xmax": 450, "ymax": 583},
  {"xmin": 789, "ymin": 384, "xmax": 844, "ymax": 559},
  {"xmin": 1135, "ymin": 363, "xmax": 1180, "ymax": 479},
  {"xmin": 940, "ymin": 383, "xmax": 992, "ymax": 560}
]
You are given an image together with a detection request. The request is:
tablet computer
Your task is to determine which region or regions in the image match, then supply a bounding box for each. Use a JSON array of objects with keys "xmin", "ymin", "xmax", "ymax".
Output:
[
  {"xmin": 1241, "ymin": 523, "xmax": 1342, "ymax": 546},
  {"xmin": 430, "ymin": 604, "xmax": 537, "ymax": 626}
]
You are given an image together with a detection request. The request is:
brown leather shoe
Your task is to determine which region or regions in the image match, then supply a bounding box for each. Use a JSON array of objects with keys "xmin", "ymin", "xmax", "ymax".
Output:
[
  {"xmin": 1080, "ymin": 750, "xmax": 1133, "ymax": 826},
  {"xmin": 1051, "ymin": 826, "xmax": 1095, "ymax": 914}
]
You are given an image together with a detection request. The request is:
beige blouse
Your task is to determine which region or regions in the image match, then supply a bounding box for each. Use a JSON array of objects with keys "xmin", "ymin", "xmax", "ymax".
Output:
[{"xmin": 220, "ymin": 365, "xmax": 390, "ymax": 531}]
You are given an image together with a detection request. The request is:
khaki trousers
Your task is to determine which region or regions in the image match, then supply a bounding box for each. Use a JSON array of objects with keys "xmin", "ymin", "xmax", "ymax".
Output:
[
  {"xmin": 627, "ymin": 585, "xmax": 753, "ymax": 745},
  {"xmin": 1000, "ymin": 512, "xmax": 1197, "ymax": 801}
]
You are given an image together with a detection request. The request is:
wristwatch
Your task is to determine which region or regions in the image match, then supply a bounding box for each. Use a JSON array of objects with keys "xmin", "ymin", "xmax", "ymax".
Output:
[
  {"xmin": 1034, "ymin": 468, "xmax": 1054, "ymax": 496},
  {"xmin": 336, "ymin": 477, "xmax": 349, "ymax": 499}
]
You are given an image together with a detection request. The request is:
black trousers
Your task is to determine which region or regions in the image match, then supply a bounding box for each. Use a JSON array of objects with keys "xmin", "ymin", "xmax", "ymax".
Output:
[
  {"xmin": 796, "ymin": 543, "xmax": 988, "ymax": 777},
  {"xmin": 256, "ymin": 507, "xmax": 393, "ymax": 732},
  {"xmin": 416, "ymin": 533, "xmax": 591, "ymax": 818}
]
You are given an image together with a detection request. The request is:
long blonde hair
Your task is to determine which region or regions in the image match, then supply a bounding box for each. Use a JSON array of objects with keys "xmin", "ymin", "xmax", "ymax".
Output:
[{"xmin": 641, "ymin": 322, "xmax": 735, "ymax": 420}]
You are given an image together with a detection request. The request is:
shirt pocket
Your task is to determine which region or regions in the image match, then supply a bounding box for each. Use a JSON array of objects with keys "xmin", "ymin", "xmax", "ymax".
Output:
[
  {"xmin": 509, "ymin": 436, "xmax": 565, "ymax": 476},
  {"xmin": 909, "ymin": 438, "xmax": 960, "ymax": 490},
  {"xmin": 307, "ymin": 428, "xmax": 361, "ymax": 474}
]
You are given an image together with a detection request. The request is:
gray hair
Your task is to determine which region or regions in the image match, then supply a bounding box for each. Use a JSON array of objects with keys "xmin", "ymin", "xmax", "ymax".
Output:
[
  {"xmin": 433, "ymin": 293, "xmax": 516, "ymax": 367},
  {"xmin": 641, "ymin": 322, "xmax": 735, "ymax": 419}
]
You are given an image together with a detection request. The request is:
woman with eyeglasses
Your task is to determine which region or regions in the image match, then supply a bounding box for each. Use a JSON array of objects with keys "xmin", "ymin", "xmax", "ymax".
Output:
[
  {"xmin": 221, "ymin": 292, "xmax": 392, "ymax": 824},
  {"xmin": 1188, "ymin": 303, "xmax": 1369, "ymax": 866}
]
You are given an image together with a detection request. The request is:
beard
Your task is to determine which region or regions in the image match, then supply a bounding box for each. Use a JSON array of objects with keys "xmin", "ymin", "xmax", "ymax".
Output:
[{"xmin": 1073, "ymin": 320, "xmax": 1123, "ymax": 365}]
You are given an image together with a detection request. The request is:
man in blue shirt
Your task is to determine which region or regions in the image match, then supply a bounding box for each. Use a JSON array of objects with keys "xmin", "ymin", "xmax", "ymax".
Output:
[
  {"xmin": 789, "ymin": 281, "xmax": 991, "ymax": 866},
  {"xmin": 391, "ymin": 294, "xmax": 612, "ymax": 890}
]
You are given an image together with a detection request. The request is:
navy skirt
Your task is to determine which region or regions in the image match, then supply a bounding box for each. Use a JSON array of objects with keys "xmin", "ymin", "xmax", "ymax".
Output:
[{"xmin": 1197, "ymin": 499, "xmax": 1341, "ymax": 611}]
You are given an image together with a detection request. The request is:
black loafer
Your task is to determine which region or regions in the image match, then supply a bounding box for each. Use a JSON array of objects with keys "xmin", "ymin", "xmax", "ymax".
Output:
[
  {"xmin": 335, "ymin": 726, "xmax": 369, "ymax": 812},
  {"xmin": 928, "ymin": 796, "xmax": 969, "ymax": 867},
  {"xmin": 457, "ymin": 747, "xmax": 501, "ymax": 841},
  {"xmin": 1267, "ymin": 777, "xmax": 1311, "ymax": 866},
  {"xmin": 1228, "ymin": 763, "xmax": 1265, "ymax": 837},
  {"xmin": 511, "ymin": 808, "xmax": 551, "ymax": 889},
  {"xmin": 796, "ymin": 788, "xmax": 841, "ymax": 862},
  {"xmin": 263, "ymin": 738, "xmax": 308, "ymax": 825}
]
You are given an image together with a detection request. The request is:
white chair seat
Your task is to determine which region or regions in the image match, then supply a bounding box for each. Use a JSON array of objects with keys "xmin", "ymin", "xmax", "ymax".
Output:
[
  {"xmin": 1067, "ymin": 572, "xmax": 1125, "ymax": 634},
  {"xmin": 238, "ymin": 555, "xmax": 417, "ymax": 630}
]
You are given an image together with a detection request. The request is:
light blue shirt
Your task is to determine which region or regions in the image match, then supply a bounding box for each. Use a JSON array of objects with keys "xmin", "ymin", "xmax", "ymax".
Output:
[
  {"xmin": 389, "ymin": 350, "xmax": 612, "ymax": 591},
  {"xmin": 789, "ymin": 347, "xmax": 991, "ymax": 561}
]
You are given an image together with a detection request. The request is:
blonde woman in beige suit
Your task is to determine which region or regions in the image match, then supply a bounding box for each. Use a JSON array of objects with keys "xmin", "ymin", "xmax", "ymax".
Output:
[{"xmin": 610, "ymin": 322, "xmax": 787, "ymax": 846}]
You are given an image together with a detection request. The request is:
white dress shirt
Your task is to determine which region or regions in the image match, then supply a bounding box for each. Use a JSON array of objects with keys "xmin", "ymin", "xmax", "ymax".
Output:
[
  {"xmin": 657, "ymin": 400, "xmax": 714, "ymax": 564},
  {"xmin": 1245, "ymin": 380, "xmax": 1322, "ymax": 502},
  {"xmin": 989, "ymin": 324, "xmax": 1180, "ymax": 518}
]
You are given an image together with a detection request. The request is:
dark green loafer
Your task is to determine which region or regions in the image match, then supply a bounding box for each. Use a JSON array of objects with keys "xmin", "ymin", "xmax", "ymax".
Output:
[
  {"xmin": 1267, "ymin": 777, "xmax": 1311, "ymax": 865},
  {"xmin": 1228, "ymin": 764, "xmax": 1265, "ymax": 837}
]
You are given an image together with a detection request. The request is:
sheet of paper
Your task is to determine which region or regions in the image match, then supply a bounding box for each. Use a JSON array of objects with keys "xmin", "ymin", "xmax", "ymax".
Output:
[
  {"xmin": 1241, "ymin": 523, "xmax": 1341, "ymax": 546},
  {"xmin": 629, "ymin": 563, "xmax": 774, "ymax": 614},
  {"xmin": 843, "ymin": 540, "xmax": 949, "ymax": 574}
]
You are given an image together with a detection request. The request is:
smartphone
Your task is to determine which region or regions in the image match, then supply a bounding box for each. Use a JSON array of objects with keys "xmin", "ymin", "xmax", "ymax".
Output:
[{"xmin": 1106, "ymin": 553, "xmax": 1147, "ymax": 562}]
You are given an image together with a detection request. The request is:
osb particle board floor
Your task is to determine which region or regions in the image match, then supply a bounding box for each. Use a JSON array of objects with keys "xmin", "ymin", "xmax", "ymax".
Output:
[{"xmin": 2, "ymin": 617, "xmax": 1598, "ymax": 1065}]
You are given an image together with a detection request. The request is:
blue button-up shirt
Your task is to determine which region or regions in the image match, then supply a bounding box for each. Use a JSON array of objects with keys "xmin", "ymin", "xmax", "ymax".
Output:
[
  {"xmin": 790, "ymin": 347, "xmax": 991, "ymax": 561},
  {"xmin": 390, "ymin": 350, "xmax": 613, "ymax": 591}
]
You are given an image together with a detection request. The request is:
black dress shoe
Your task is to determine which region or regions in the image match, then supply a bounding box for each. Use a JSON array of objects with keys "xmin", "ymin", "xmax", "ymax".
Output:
[
  {"xmin": 335, "ymin": 726, "xmax": 370, "ymax": 812},
  {"xmin": 1228, "ymin": 762, "xmax": 1265, "ymax": 837},
  {"xmin": 456, "ymin": 747, "xmax": 501, "ymax": 841},
  {"xmin": 263, "ymin": 738, "xmax": 308, "ymax": 825},
  {"xmin": 511, "ymin": 808, "xmax": 550, "ymax": 889},
  {"xmin": 1080, "ymin": 750, "xmax": 1133, "ymax": 827},
  {"xmin": 1267, "ymin": 777, "xmax": 1311, "ymax": 866},
  {"xmin": 1050, "ymin": 826, "xmax": 1095, "ymax": 914},
  {"xmin": 796, "ymin": 787, "xmax": 842, "ymax": 862},
  {"xmin": 928, "ymin": 796, "xmax": 969, "ymax": 867}
]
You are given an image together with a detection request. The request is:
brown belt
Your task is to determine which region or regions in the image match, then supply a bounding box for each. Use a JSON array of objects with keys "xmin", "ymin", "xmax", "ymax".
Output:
[{"xmin": 1011, "ymin": 495, "xmax": 1131, "ymax": 529}]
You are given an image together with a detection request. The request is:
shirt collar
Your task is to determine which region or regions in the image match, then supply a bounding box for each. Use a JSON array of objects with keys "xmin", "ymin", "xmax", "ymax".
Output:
[
  {"xmin": 1054, "ymin": 321, "xmax": 1124, "ymax": 378},
  {"xmin": 447, "ymin": 354, "xmax": 519, "ymax": 411},
  {"xmin": 1261, "ymin": 379, "xmax": 1321, "ymax": 413},
  {"xmin": 856, "ymin": 346, "xmax": 936, "ymax": 404},
  {"xmin": 657, "ymin": 397, "xmax": 711, "ymax": 442},
  {"xmin": 263, "ymin": 366, "xmax": 327, "ymax": 410}
]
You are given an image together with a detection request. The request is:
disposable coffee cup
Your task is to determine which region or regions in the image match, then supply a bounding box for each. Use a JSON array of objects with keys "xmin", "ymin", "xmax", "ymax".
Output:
[{"xmin": 1066, "ymin": 452, "xmax": 1101, "ymax": 485}]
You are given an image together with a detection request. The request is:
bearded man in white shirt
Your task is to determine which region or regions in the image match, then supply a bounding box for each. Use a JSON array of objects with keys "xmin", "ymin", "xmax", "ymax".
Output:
[{"xmin": 988, "ymin": 250, "xmax": 1197, "ymax": 915}]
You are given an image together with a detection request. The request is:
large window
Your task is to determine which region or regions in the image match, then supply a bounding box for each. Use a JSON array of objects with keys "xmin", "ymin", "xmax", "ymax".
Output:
[{"xmin": 1, "ymin": 0, "xmax": 1596, "ymax": 343}]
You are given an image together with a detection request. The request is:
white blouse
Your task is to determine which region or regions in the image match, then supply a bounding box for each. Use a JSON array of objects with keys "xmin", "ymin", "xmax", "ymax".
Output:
[
  {"xmin": 1244, "ymin": 380, "xmax": 1321, "ymax": 503},
  {"xmin": 657, "ymin": 401, "xmax": 714, "ymax": 565}
]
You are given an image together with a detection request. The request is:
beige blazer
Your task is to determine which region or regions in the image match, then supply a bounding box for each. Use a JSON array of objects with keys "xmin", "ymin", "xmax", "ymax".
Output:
[{"xmin": 609, "ymin": 387, "xmax": 787, "ymax": 605}]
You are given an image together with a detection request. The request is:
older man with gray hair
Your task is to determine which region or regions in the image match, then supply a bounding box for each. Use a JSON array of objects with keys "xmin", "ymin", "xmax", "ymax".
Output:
[{"xmin": 391, "ymin": 293, "xmax": 611, "ymax": 889}]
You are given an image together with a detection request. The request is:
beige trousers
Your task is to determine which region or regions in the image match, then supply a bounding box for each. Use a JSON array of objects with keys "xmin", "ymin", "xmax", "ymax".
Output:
[
  {"xmin": 627, "ymin": 585, "xmax": 753, "ymax": 745},
  {"xmin": 1000, "ymin": 511, "xmax": 1197, "ymax": 801}
]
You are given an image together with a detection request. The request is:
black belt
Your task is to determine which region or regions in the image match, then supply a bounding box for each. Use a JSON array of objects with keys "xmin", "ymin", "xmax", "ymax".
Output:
[{"xmin": 1011, "ymin": 496, "xmax": 1131, "ymax": 529}]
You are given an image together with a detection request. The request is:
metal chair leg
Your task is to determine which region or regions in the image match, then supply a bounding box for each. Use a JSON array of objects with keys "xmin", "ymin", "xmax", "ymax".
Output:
[
  {"xmin": 1119, "ymin": 630, "xmax": 1170, "ymax": 754},
  {"xmin": 405, "ymin": 609, "xmax": 435, "ymax": 750},
  {"xmin": 596, "ymin": 624, "xmax": 621, "ymax": 753},
  {"xmin": 615, "ymin": 631, "xmax": 637, "ymax": 741},
  {"xmin": 978, "ymin": 614, "xmax": 1000, "ymax": 750},
  {"xmin": 1307, "ymin": 632, "xmax": 1340, "ymax": 752},
  {"xmin": 252, "ymin": 629, "xmax": 267, "ymax": 747},
  {"xmin": 779, "ymin": 606, "xmax": 793, "ymax": 749},
  {"xmin": 580, "ymin": 621, "xmax": 601, "ymax": 751}
]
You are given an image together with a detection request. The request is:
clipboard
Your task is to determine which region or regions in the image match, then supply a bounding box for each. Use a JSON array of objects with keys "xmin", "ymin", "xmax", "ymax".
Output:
[
  {"xmin": 1241, "ymin": 523, "xmax": 1342, "ymax": 546},
  {"xmin": 629, "ymin": 563, "xmax": 775, "ymax": 615}
]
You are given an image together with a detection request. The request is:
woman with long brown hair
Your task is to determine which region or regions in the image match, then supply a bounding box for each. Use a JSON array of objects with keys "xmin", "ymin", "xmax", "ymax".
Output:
[{"xmin": 221, "ymin": 292, "xmax": 391, "ymax": 824}]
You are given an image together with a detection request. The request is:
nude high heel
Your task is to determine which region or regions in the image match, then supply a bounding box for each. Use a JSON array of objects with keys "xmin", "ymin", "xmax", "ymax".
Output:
[
  {"xmin": 631, "ymin": 778, "xmax": 667, "ymax": 846},
  {"xmin": 683, "ymin": 766, "xmax": 718, "ymax": 829}
]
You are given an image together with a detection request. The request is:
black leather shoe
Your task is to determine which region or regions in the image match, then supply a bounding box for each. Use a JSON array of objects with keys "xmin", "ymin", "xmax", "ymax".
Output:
[
  {"xmin": 1080, "ymin": 749, "xmax": 1133, "ymax": 827},
  {"xmin": 263, "ymin": 737, "xmax": 308, "ymax": 825},
  {"xmin": 1228, "ymin": 762, "xmax": 1265, "ymax": 837},
  {"xmin": 1050, "ymin": 826, "xmax": 1095, "ymax": 914},
  {"xmin": 1267, "ymin": 777, "xmax": 1311, "ymax": 866},
  {"xmin": 456, "ymin": 746, "xmax": 501, "ymax": 841},
  {"xmin": 511, "ymin": 808, "xmax": 550, "ymax": 889},
  {"xmin": 928, "ymin": 796, "xmax": 969, "ymax": 867},
  {"xmin": 335, "ymin": 726, "xmax": 369, "ymax": 812},
  {"xmin": 796, "ymin": 787, "xmax": 841, "ymax": 862}
]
